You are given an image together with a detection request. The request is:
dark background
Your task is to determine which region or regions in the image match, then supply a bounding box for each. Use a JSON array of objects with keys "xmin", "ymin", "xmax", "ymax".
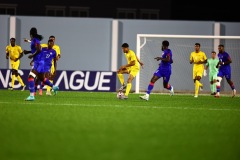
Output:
[{"xmin": 1, "ymin": 0, "xmax": 239, "ymax": 22}]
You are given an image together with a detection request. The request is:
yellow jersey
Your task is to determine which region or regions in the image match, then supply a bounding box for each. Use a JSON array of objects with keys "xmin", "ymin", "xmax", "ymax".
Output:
[
  {"xmin": 124, "ymin": 50, "xmax": 140, "ymax": 70},
  {"xmin": 190, "ymin": 51, "xmax": 207, "ymax": 71},
  {"xmin": 6, "ymin": 45, "xmax": 23, "ymax": 61},
  {"xmin": 41, "ymin": 43, "xmax": 61, "ymax": 56}
]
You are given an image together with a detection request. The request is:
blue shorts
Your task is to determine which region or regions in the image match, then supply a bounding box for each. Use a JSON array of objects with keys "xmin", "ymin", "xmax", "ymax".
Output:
[
  {"xmin": 218, "ymin": 68, "xmax": 231, "ymax": 80},
  {"xmin": 153, "ymin": 68, "xmax": 171, "ymax": 83},
  {"xmin": 36, "ymin": 61, "xmax": 45, "ymax": 73}
]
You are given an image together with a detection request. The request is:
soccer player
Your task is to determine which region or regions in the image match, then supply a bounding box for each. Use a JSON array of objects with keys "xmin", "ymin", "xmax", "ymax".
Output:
[
  {"xmin": 139, "ymin": 40, "xmax": 174, "ymax": 101},
  {"xmin": 117, "ymin": 43, "xmax": 143, "ymax": 99},
  {"xmin": 189, "ymin": 43, "xmax": 207, "ymax": 98},
  {"xmin": 23, "ymin": 27, "xmax": 58, "ymax": 101},
  {"xmin": 5, "ymin": 38, "xmax": 26, "ymax": 91},
  {"xmin": 203, "ymin": 51, "xmax": 219, "ymax": 95},
  {"xmin": 215, "ymin": 44, "xmax": 236, "ymax": 98},
  {"xmin": 38, "ymin": 39, "xmax": 59, "ymax": 94},
  {"xmin": 41, "ymin": 35, "xmax": 61, "ymax": 95}
]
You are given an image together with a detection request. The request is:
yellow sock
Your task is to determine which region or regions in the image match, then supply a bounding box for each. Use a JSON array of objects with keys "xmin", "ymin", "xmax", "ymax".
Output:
[
  {"xmin": 117, "ymin": 74, "xmax": 124, "ymax": 85},
  {"xmin": 17, "ymin": 75, "xmax": 25, "ymax": 86},
  {"xmin": 125, "ymin": 83, "xmax": 132, "ymax": 96},
  {"xmin": 47, "ymin": 80, "xmax": 53, "ymax": 92},
  {"xmin": 195, "ymin": 80, "xmax": 200, "ymax": 96},
  {"xmin": 11, "ymin": 75, "xmax": 16, "ymax": 88}
]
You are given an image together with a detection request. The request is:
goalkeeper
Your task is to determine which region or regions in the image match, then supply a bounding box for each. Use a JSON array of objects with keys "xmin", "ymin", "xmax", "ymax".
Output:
[{"xmin": 204, "ymin": 51, "xmax": 219, "ymax": 95}]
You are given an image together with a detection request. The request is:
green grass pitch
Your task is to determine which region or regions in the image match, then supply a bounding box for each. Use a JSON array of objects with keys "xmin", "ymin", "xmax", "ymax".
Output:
[{"xmin": 0, "ymin": 89, "xmax": 239, "ymax": 160}]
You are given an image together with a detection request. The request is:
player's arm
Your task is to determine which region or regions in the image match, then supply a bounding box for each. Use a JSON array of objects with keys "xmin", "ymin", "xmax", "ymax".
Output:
[
  {"xmin": 189, "ymin": 54, "xmax": 194, "ymax": 64},
  {"xmin": 56, "ymin": 46, "xmax": 61, "ymax": 59},
  {"xmin": 219, "ymin": 56, "xmax": 232, "ymax": 66},
  {"xmin": 23, "ymin": 50, "xmax": 32, "ymax": 55},
  {"xmin": 5, "ymin": 46, "xmax": 9, "ymax": 59},
  {"xmin": 24, "ymin": 38, "xmax": 31, "ymax": 43},
  {"xmin": 30, "ymin": 60, "xmax": 34, "ymax": 66},
  {"xmin": 205, "ymin": 62, "xmax": 209, "ymax": 70},
  {"xmin": 135, "ymin": 55, "xmax": 144, "ymax": 68},
  {"xmin": 120, "ymin": 60, "xmax": 135, "ymax": 70},
  {"xmin": 54, "ymin": 52, "xmax": 59, "ymax": 70},
  {"xmin": 155, "ymin": 54, "xmax": 171, "ymax": 62},
  {"xmin": 6, "ymin": 52, "xmax": 9, "ymax": 59},
  {"xmin": 14, "ymin": 52, "xmax": 24, "ymax": 62},
  {"xmin": 28, "ymin": 43, "xmax": 41, "ymax": 59}
]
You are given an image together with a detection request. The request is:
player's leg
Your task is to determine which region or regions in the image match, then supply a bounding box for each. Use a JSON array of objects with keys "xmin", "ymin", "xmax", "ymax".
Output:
[
  {"xmin": 9, "ymin": 62, "xmax": 15, "ymax": 90},
  {"xmin": 140, "ymin": 69, "xmax": 161, "ymax": 101},
  {"xmin": 194, "ymin": 69, "xmax": 203, "ymax": 98},
  {"xmin": 121, "ymin": 68, "xmax": 140, "ymax": 99},
  {"xmin": 18, "ymin": 70, "xmax": 26, "ymax": 91},
  {"xmin": 211, "ymin": 73, "xmax": 218, "ymax": 95},
  {"xmin": 215, "ymin": 70, "xmax": 223, "ymax": 98},
  {"xmin": 117, "ymin": 68, "xmax": 128, "ymax": 91},
  {"xmin": 46, "ymin": 65, "xmax": 55, "ymax": 95},
  {"xmin": 34, "ymin": 77, "xmax": 40, "ymax": 96},
  {"xmin": 163, "ymin": 72, "xmax": 174, "ymax": 96},
  {"xmin": 209, "ymin": 73, "xmax": 214, "ymax": 95},
  {"xmin": 41, "ymin": 72, "xmax": 59, "ymax": 95},
  {"xmin": 194, "ymin": 76, "xmax": 202, "ymax": 98},
  {"xmin": 14, "ymin": 61, "xmax": 26, "ymax": 90},
  {"xmin": 225, "ymin": 71, "xmax": 236, "ymax": 98},
  {"xmin": 25, "ymin": 69, "xmax": 37, "ymax": 101},
  {"xmin": 10, "ymin": 69, "xmax": 17, "ymax": 90}
]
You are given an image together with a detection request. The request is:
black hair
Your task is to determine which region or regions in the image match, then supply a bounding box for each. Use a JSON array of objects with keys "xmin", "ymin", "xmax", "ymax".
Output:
[
  {"xmin": 195, "ymin": 43, "xmax": 201, "ymax": 46},
  {"xmin": 30, "ymin": 27, "xmax": 44, "ymax": 41},
  {"xmin": 49, "ymin": 35, "xmax": 55, "ymax": 39},
  {"xmin": 218, "ymin": 44, "xmax": 224, "ymax": 47},
  {"xmin": 10, "ymin": 37, "xmax": 16, "ymax": 41},
  {"xmin": 212, "ymin": 51, "xmax": 216, "ymax": 54},
  {"xmin": 122, "ymin": 43, "xmax": 129, "ymax": 48},
  {"xmin": 162, "ymin": 40, "xmax": 169, "ymax": 47}
]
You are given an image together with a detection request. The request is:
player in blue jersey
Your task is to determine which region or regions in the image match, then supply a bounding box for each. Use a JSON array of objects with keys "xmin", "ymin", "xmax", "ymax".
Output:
[
  {"xmin": 38, "ymin": 39, "xmax": 59, "ymax": 93},
  {"xmin": 215, "ymin": 44, "xmax": 236, "ymax": 98},
  {"xmin": 139, "ymin": 40, "xmax": 174, "ymax": 101},
  {"xmin": 23, "ymin": 27, "xmax": 58, "ymax": 101}
]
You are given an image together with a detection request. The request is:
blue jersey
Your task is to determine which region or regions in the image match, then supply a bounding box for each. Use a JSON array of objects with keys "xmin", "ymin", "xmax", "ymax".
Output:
[
  {"xmin": 218, "ymin": 51, "xmax": 231, "ymax": 71},
  {"xmin": 217, "ymin": 51, "xmax": 232, "ymax": 79},
  {"xmin": 30, "ymin": 38, "xmax": 41, "ymax": 62},
  {"xmin": 159, "ymin": 49, "xmax": 173, "ymax": 70},
  {"xmin": 40, "ymin": 47, "xmax": 57, "ymax": 68},
  {"xmin": 37, "ymin": 47, "xmax": 57, "ymax": 73}
]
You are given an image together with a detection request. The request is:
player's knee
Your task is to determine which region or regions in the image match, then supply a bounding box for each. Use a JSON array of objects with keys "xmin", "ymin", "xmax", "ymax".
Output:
[
  {"xmin": 216, "ymin": 77, "xmax": 222, "ymax": 86},
  {"xmin": 196, "ymin": 76, "xmax": 201, "ymax": 81},
  {"xmin": 29, "ymin": 71, "xmax": 36, "ymax": 78}
]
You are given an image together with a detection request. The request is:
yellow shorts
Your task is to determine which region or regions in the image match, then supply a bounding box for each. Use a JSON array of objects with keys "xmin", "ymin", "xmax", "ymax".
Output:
[
  {"xmin": 10, "ymin": 60, "xmax": 20, "ymax": 70},
  {"xmin": 193, "ymin": 68, "xmax": 203, "ymax": 79},
  {"xmin": 127, "ymin": 67, "xmax": 140, "ymax": 77}
]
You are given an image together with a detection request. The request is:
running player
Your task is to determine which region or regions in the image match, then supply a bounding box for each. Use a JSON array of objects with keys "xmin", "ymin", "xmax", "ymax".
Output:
[
  {"xmin": 139, "ymin": 40, "xmax": 174, "ymax": 101},
  {"xmin": 5, "ymin": 38, "xmax": 26, "ymax": 91},
  {"xmin": 215, "ymin": 44, "xmax": 236, "ymax": 98},
  {"xmin": 23, "ymin": 27, "xmax": 58, "ymax": 101},
  {"xmin": 117, "ymin": 43, "xmax": 143, "ymax": 99},
  {"xmin": 41, "ymin": 35, "xmax": 61, "ymax": 95},
  {"xmin": 189, "ymin": 43, "xmax": 207, "ymax": 98},
  {"xmin": 204, "ymin": 51, "xmax": 219, "ymax": 95}
]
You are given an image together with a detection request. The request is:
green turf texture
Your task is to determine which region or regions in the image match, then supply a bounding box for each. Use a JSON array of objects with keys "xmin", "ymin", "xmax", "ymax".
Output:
[{"xmin": 0, "ymin": 90, "xmax": 239, "ymax": 160}]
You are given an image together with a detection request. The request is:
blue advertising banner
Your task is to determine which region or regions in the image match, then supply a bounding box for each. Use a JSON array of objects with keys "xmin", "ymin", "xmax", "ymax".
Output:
[{"xmin": 0, "ymin": 69, "xmax": 116, "ymax": 92}]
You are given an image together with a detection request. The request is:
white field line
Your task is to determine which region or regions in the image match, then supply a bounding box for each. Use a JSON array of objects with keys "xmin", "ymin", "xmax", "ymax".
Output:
[{"xmin": 0, "ymin": 101, "xmax": 239, "ymax": 112}]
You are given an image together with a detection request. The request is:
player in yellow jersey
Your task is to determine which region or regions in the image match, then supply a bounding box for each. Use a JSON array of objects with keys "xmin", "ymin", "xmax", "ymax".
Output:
[
  {"xmin": 5, "ymin": 38, "xmax": 26, "ymax": 91},
  {"xmin": 117, "ymin": 43, "xmax": 143, "ymax": 99},
  {"xmin": 40, "ymin": 35, "xmax": 61, "ymax": 95},
  {"xmin": 189, "ymin": 43, "xmax": 207, "ymax": 98}
]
